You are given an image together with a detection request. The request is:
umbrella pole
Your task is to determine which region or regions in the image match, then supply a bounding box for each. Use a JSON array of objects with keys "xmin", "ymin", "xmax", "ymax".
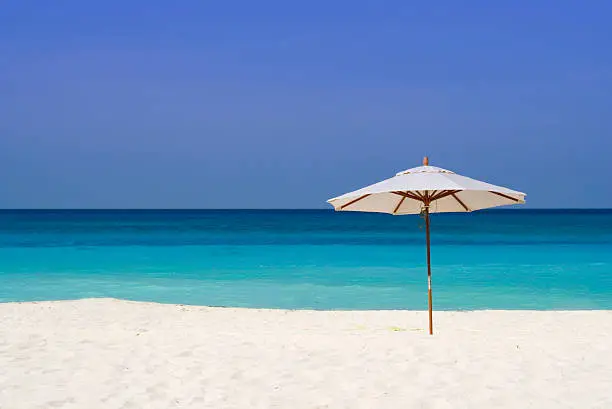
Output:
[{"xmin": 425, "ymin": 206, "xmax": 433, "ymax": 335}]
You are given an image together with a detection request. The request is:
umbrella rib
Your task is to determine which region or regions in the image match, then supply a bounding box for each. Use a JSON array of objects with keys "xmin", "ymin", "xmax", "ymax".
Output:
[
  {"xmin": 451, "ymin": 192, "xmax": 470, "ymax": 211},
  {"xmin": 489, "ymin": 191, "xmax": 520, "ymax": 202},
  {"xmin": 430, "ymin": 190, "xmax": 460, "ymax": 202},
  {"xmin": 392, "ymin": 191, "xmax": 423, "ymax": 202},
  {"xmin": 393, "ymin": 195, "xmax": 407, "ymax": 214},
  {"xmin": 405, "ymin": 191, "xmax": 424, "ymax": 202},
  {"xmin": 339, "ymin": 194, "xmax": 371, "ymax": 210},
  {"xmin": 429, "ymin": 190, "xmax": 444, "ymax": 201}
]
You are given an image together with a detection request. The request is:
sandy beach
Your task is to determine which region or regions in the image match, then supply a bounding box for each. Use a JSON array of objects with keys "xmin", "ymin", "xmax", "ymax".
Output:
[{"xmin": 1, "ymin": 299, "xmax": 611, "ymax": 408}]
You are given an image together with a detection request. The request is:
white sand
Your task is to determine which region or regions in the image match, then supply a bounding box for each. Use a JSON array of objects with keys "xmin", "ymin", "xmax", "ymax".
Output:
[{"xmin": 1, "ymin": 299, "xmax": 611, "ymax": 409}]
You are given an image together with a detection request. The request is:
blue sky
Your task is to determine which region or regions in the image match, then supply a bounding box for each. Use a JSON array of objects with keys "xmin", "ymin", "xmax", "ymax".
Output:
[{"xmin": 1, "ymin": 1, "xmax": 610, "ymax": 208}]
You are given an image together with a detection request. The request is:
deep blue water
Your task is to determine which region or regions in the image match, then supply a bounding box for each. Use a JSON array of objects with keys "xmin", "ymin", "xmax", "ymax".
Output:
[{"xmin": 0, "ymin": 209, "xmax": 611, "ymax": 309}]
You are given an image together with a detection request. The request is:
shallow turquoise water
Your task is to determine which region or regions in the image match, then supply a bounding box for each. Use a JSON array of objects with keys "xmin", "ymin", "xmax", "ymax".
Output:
[{"xmin": 0, "ymin": 209, "xmax": 611, "ymax": 309}]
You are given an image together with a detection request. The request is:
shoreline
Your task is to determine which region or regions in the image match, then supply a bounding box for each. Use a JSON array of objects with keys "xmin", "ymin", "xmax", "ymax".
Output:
[
  {"xmin": 2, "ymin": 298, "xmax": 611, "ymax": 408},
  {"xmin": 2, "ymin": 297, "xmax": 609, "ymax": 312}
]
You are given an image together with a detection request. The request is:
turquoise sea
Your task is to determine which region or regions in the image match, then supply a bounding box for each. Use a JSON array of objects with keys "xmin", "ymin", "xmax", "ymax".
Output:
[{"xmin": 0, "ymin": 209, "xmax": 611, "ymax": 310}]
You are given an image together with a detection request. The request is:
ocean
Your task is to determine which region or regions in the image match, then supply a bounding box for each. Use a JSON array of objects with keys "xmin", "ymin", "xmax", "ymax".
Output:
[{"xmin": 0, "ymin": 209, "xmax": 610, "ymax": 310}]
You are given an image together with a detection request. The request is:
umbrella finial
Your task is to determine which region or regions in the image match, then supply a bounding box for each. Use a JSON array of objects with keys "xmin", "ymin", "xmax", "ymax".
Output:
[{"xmin": 423, "ymin": 156, "xmax": 429, "ymax": 166}]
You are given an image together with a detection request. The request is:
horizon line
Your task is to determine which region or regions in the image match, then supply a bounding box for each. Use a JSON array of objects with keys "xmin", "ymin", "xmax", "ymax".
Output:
[{"xmin": 1, "ymin": 208, "xmax": 611, "ymax": 211}]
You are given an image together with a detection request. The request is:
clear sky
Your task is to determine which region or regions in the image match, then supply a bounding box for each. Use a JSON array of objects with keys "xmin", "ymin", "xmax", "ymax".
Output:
[{"xmin": 1, "ymin": 1, "xmax": 610, "ymax": 208}]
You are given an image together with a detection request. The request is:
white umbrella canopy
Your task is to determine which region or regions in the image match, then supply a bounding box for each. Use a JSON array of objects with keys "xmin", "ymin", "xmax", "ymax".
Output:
[
  {"xmin": 327, "ymin": 157, "xmax": 526, "ymax": 335},
  {"xmin": 327, "ymin": 159, "xmax": 525, "ymax": 214}
]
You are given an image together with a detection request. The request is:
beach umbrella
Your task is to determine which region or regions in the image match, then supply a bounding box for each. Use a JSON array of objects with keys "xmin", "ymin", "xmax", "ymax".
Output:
[{"xmin": 327, "ymin": 157, "xmax": 526, "ymax": 334}]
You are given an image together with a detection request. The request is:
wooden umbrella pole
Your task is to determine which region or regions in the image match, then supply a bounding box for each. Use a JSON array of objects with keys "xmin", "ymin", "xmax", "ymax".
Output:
[{"xmin": 425, "ymin": 205, "xmax": 433, "ymax": 335}]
